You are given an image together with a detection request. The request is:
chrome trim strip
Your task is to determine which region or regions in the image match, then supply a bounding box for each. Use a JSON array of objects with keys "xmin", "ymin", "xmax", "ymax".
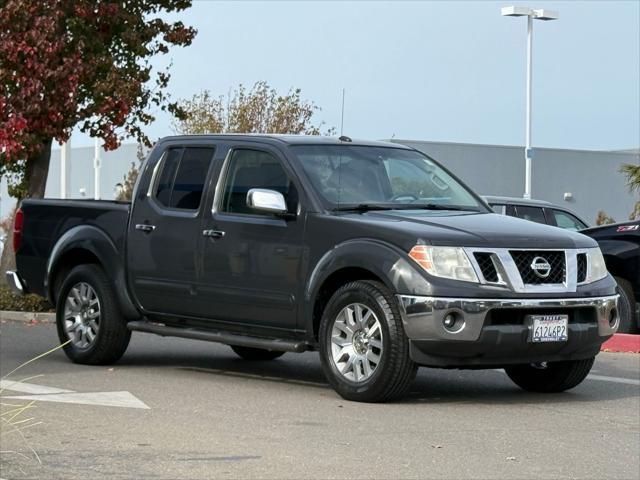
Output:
[
  {"xmin": 397, "ymin": 294, "xmax": 619, "ymax": 308},
  {"xmin": 211, "ymin": 148, "xmax": 234, "ymax": 216},
  {"xmin": 396, "ymin": 294, "xmax": 619, "ymax": 341},
  {"xmin": 146, "ymin": 150, "xmax": 167, "ymax": 197}
]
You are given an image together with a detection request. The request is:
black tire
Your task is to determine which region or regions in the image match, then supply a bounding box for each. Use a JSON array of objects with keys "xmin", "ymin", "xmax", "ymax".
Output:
[
  {"xmin": 505, "ymin": 357, "xmax": 595, "ymax": 393},
  {"xmin": 230, "ymin": 345, "xmax": 285, "ymax": 361},
  {"xmin": 319, "ymin": 280, "xmax": 417, "ymax": 403},
  {"xmin": 614, "ymin": 277, "xmax": 637, "ymax": 334},
  {"xmin": 56, "ymin": 264, "xmax": 131, "ymax": 365}
]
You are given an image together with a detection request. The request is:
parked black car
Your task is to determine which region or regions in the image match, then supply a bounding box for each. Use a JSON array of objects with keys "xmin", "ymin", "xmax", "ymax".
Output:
[
  {"xmin": 7, "ymin": 135, "xmax": 619, "ymax": 402},
  {"xmin": 581, "ymin": 221, "xmax": 639, "ymax": 333},
  {"xmin": 485, "ymin": 195, "xmax": 638, "ymax": 333},
  {"xmin": 484, "ymin": 195, "xmax": 589, "ymax": 231}
]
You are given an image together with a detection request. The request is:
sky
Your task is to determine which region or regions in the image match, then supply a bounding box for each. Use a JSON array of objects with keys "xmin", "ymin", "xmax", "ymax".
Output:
[{"xmin": 71, "ymin": 0, "xmax": 640, "ymax": 151}]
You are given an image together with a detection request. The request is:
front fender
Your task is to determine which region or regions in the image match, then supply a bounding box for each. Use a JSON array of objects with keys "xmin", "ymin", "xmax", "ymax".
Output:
[
  {"xmin": 304, "ymin": 239, "xmax": 433, "ymax": 329},
  {"xmin": 46, "ymin": 225, "xmax": 139, "ymax": 319}
]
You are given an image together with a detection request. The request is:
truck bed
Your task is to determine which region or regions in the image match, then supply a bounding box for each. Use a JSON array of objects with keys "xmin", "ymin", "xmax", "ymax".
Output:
[{"xmin": 17, "ymin": 199, "xmax": 130, "ymax": 298}]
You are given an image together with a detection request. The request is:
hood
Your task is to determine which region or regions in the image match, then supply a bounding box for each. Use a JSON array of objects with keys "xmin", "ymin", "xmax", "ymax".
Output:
[{"xmin": 340, "ymin": 210, "xmax": 598, "ymax": 249}]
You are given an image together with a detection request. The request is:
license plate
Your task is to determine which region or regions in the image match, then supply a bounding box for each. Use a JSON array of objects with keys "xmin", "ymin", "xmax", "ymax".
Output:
[{"xmin": 529, "ymin": 314, "xmax": 568, "ymax": 342}]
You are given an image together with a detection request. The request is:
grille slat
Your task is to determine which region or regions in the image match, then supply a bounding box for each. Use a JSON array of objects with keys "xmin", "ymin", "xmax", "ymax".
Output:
[
  {"xmin": 510, "ymin": 250, "xmax": 566, "ymax": 285},
  {"xmin": 474, "ymin": 252, "xmax": 499, "ymax": 283},
  {"xmin": 577, "ymin": 253, "xmax": 587, "ymax": 283}
]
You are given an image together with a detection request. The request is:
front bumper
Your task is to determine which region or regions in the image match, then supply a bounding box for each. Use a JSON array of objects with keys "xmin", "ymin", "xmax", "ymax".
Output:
[{"xmin": 396, "ymin": 294, "xmax": 619, "ymax": 368}]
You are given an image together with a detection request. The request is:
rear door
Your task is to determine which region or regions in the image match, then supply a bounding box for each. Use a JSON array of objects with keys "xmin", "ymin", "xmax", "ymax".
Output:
[{"xmin": 127, "ymin": 145, "xmax": 216, "ymax": 316}]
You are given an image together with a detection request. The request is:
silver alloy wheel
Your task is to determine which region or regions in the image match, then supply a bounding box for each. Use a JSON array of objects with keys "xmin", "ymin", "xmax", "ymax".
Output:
[
  {"xmin": 64, "ymin": 282, "xmax": 100, "ymax": 349},
  {"xmin": 330, "ymin": 303, "xmax": 383, "ymax": 383}
]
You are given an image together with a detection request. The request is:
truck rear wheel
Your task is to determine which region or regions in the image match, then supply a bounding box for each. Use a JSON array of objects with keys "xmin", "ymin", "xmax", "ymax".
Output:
[
  {"xmin": 504, "ymin": 357, "xmax": 595, "ymax": 393},
  {"xmin": 319, "ymin": 280, "xmax": 417, "ymax": 403},
  {"xmin": 56, "ymin": 264, "xmax": 131, "ymax": 365},
  {"xmin": 230, "ymin": 346, "xmax": 285, "ymax": 361}
]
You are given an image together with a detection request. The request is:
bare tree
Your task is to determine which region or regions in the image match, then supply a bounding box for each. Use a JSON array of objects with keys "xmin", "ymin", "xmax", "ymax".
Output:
[{"xmin": 173, "ymin": 82, "xmax": 334, "ymax": 135}]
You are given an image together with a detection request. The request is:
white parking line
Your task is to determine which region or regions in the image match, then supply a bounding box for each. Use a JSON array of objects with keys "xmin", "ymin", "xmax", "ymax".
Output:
[
  {"xmin": 587, "ymin": 374, "xmax": 640, "ymax": 386},
  {"xmin": 3, "ymin": 391, "xmax": 150, "ymax": 409},
  {"xmin": 0, "ymin": 379, "xmax": 74, "ymax": 395},
  {"xmin": 1, "ymin": 380, "xmax": 150, "ymax": 409}
]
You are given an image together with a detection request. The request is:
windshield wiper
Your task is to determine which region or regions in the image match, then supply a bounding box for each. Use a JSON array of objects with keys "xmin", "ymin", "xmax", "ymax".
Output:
[{"xmin": 331, "ymin": 203, "xmax": 397, "ymax": 212}]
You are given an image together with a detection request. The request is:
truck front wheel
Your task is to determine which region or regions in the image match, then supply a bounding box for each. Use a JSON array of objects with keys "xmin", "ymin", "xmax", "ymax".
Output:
[
  {"xmin": 319, "ymin": 280, "xmax": 417, "ymax": 403},
  {"xmin": 56, "ymin": 264, "xmax": 131, "ymax": 365},
  {"xmin": 504, "ymin": 357, "xmax": 595, "ymax": 393}
]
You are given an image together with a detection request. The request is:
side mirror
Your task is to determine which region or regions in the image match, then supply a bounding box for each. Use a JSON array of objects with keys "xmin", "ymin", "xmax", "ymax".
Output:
[{"xmin": 246, "ymin": 188, "xmax": 288, "ymax": 215}]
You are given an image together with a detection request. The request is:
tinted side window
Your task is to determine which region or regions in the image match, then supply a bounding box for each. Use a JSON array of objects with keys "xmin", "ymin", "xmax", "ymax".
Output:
[
  {"xmin": 553, "ymin": 210, "xmax": 587, "ymax": 231},
  {"xmin": 155, "ymin": 149, "xmax": 181, "ymax": 207},
  {"xmin": 221, "ymin": 149, "xmax": 297, "ymax": 215},
  {"xmin": 154, "ymin": 147, "xmax": 214, "ymax": 210},
  {"xmin": 514, "ymin": 205, "xmax": 547, "ymax": 224},
  {"xmin": 170, "ymin": 148, "xmax": 214, "ymax": 210}
]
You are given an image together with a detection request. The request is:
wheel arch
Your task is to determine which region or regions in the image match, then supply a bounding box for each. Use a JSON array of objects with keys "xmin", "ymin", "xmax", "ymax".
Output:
[
  {"xmin": 304, "ymin": 239, "xmax": 430, "ymax": 341},
  {"xmin": 46, "ymin": 225, "xmax": 140, "ymax": 319}
]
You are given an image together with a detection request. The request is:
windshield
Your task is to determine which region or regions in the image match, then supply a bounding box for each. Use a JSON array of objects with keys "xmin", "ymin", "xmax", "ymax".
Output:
[{"xmin": 291, "ymin": 145, "xmax": 486, "ymax": 211}]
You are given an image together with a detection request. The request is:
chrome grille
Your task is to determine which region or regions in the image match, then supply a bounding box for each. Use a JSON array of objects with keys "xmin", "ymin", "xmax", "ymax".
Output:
[
  {"xmin": 473, "ymin": 252, "xmax": 499, "ymax": 283},
  {"xmin": 577, "ymin": 253, "xmax": 587, "ymax": 283},
  {"xmin": 509, "ymin": 250, "xmax": 566, "ymax": 285}
]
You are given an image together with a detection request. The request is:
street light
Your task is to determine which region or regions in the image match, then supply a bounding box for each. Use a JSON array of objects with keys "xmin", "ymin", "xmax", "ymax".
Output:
[{"xmin": 502, "ymin": 6, "xmax": 558, "ymax": 199}]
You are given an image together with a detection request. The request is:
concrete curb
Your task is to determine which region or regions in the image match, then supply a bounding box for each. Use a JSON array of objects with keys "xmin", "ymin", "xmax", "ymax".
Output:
[
  {"xmin": 0, "ymin": 310, "xmax": 55, "ymax": 324},
  {"xmin": 602, "ymin": 334, "xmax": 640, "ymax": 354}
]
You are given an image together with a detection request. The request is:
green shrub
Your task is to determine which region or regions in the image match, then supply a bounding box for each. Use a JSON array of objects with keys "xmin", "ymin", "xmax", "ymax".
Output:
[{"xmin": 0, "ymin": 287, "xmax": 53, "ymax": 312}]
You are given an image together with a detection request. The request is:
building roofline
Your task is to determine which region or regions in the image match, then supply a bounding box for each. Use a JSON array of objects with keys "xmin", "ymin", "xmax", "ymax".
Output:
[{"xmin": 389, "ymin": 139, "xmax": 640, "ymax": 156}]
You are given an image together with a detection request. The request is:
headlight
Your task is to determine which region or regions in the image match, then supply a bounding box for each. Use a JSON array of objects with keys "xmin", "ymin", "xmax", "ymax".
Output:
[
  {"xmin": 408, "ymin": 245, "xmax": 479, "ymax": 283},
  {"xmin": 585, "ymin": 247, "xmax": 608, "ymax": 283}
]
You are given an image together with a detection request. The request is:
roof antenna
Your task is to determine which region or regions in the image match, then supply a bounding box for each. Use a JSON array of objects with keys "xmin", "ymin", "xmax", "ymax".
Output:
[{"xmin": 340, "ymin": 88, "xmax": 345, "ymax": 136}]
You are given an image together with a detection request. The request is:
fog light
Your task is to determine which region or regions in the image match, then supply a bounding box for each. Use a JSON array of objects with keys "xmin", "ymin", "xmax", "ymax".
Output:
[
  {"xmin": 443, "ymin": 314, "xmax": 456, "ymax": 328},
  {"xmin": 442, "ymin": 311, "xmax": 465, "ymax": 333}
]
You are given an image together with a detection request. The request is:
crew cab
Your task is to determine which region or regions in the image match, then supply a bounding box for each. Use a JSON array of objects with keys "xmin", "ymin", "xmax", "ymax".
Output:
[{"xmin": 7, "ymin": 135, "xmax": 620, "ymax": 402}]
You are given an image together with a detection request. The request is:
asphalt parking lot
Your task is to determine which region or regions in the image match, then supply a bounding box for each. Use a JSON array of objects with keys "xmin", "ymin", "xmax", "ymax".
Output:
[{"xmin": 1, "ymin": 320, "xmax": 639, "ymax": 480}]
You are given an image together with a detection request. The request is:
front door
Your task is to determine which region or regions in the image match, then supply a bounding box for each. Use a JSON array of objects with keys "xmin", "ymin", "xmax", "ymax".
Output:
[
  {"xmin": 199, "ymin": 145, "xmax": 305, "ymax": 331},
  {"xmin": 128, "ymin": 145, "xmax": 216, "ymax": 317}
]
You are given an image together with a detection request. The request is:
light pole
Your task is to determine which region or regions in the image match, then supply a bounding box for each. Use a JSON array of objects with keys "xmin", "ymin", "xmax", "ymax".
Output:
[{"xmin": 501, "ymin": 6, "xmax": 558, "ymax": 199}]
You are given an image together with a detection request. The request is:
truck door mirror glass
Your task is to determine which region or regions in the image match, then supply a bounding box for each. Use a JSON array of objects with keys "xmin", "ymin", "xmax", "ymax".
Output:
[{"xmin": 246, "ymin": 188, "xmax": 287, "ymax": 214}]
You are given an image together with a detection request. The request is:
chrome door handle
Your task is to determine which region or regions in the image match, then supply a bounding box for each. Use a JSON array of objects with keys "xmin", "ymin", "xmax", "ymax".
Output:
[
  {"xmin": 135, "ymin": 224, "xmax": 156, "ymax": 233},
  {"xmin": 202, "ymin": 229, "xmax": 225, "ymax": 239}
]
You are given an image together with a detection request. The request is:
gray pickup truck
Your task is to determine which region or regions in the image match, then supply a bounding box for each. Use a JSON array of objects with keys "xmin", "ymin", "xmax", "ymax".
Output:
[{"xmin": 7, "ymin": 135, "xmax": 619, "ymax": 402}]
